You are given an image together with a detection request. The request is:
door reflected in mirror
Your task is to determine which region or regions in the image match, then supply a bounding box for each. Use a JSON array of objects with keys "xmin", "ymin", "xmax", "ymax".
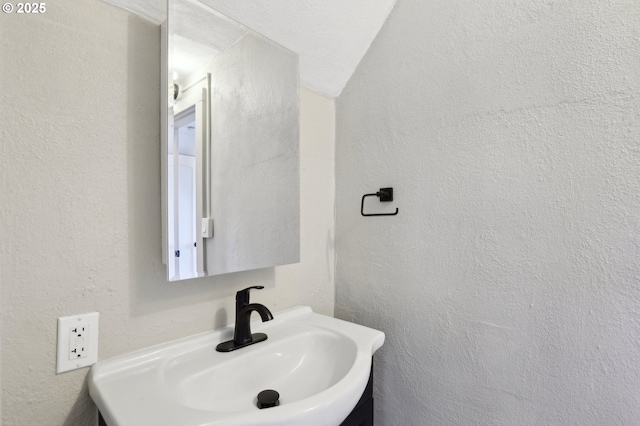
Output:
[
  {"xmin": 168, "ymin": 107, "xmax": 197, "ymax": 280},
  {"xmin": 161, "ymin": 0, "xmax": 300, "ymax": 281}
]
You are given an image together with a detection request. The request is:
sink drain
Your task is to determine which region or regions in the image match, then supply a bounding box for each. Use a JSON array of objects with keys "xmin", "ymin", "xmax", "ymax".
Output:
[{"xmin": 257, "ymin": 389, "xmax": 280, "ymax": 409}]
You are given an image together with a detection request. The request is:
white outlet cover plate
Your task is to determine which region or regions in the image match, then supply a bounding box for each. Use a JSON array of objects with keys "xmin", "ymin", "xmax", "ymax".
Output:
[{"xmin": 57, "ymin": 312, "xmax": 99, "ymax": 374}]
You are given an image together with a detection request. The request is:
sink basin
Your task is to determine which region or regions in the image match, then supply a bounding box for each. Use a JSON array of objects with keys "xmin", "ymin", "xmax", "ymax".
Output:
[
  {"xmin": 165, "ymin": 324, "xmax": 358, "ymax": 412},
  {"xmin": 89, "ymin": 306, "xmax": 385, "ymax": 426}
]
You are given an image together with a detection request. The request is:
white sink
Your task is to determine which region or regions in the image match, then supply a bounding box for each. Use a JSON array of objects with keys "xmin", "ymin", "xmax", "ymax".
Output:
[{"xmin": 89, "ymin": 306, "xmax": 385, "ymax": 426}]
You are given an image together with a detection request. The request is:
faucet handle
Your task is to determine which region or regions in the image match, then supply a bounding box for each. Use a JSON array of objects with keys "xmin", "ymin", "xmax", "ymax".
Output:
[{"xmin": 236, "ymin": 286, "xmax": 265, "ymax": 305}]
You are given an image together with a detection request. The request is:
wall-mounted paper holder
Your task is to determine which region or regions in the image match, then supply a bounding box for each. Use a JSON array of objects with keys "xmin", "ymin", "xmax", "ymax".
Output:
[{"xmin": 361, "ymin": 187, "xmax": 399, "ymax": 217}]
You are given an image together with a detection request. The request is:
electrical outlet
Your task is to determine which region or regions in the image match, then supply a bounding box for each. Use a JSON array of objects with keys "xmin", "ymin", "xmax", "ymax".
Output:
[
  {"xmin": 69, "ymin": 324, "xmax": 89, "ymax": 360},
  {"xmin": 57, "ymin": 312, "xmax": 99, "ymax": 374}
]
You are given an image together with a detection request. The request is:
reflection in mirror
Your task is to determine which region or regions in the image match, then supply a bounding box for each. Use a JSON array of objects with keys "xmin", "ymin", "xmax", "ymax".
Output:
[
  {"xmin": 161, "ymin": 0, "xmax": 300, "ymax": 281},
  {"xmin": 168, "ymin": 107, "xmax": 197, "ymax": 279}
]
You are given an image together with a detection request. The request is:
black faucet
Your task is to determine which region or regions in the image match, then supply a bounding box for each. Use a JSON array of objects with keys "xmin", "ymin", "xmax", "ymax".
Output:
[{"xmin": 216, "ymin": 286, "xmax": 274, "ymax": 352}]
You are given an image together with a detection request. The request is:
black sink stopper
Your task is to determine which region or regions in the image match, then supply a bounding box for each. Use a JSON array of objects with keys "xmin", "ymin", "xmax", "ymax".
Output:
[{"xmin": 257, "ymin": 389, "xmax": 280, "ymax": 409}]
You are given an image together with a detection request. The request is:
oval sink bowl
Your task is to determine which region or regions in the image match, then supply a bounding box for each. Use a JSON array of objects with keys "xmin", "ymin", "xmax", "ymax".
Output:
[
  {"xmin": 166, "ymin": 324, "xmax": 358, "ymax": 412},
  {"xmin": 89, "ymin": 306, "xmax": 385, "ymax": 426}
]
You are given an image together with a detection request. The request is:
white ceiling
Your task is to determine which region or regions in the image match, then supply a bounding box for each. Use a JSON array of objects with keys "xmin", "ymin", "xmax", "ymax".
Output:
[{"xmin": 101, "ymin": 0, "xmax": 397, "ymax": 97}]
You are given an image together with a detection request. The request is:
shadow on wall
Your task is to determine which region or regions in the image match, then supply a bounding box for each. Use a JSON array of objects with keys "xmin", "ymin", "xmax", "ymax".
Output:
[
  {"xmin": 123, "ymin": 16, "xmax": 276, "ymax": 319},
  {"xmin": 62, "ymin": 375, "xmax": 96, "ymax": 426}
]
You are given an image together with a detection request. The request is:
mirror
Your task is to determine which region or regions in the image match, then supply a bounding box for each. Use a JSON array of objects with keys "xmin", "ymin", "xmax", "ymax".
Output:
[{"xmin": 161, "ymin": 0, "xmax": 300, "ymax": 281}]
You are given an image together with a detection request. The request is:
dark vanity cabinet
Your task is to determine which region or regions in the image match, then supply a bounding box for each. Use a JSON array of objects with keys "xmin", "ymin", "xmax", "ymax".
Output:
[
  {"xmin": 340, "ymin": 363, "xmax": 374, "ymax": 426},
  {"xmin": 341, "ymin": 398, "xmax": 374, "ymax": 426}
]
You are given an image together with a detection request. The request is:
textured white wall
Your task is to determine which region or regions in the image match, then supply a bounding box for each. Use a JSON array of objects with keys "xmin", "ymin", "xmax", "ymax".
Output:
[
  {"xmin": 336, "ymin": 0, "xmax": 640, "ymax": 425},
  {"xmin": 0, "ymin": 0, "xmax": 335, "ymax": 424}
]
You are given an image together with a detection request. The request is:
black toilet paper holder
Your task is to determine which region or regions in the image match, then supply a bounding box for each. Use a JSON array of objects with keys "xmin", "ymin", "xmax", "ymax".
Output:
[{"xmin": 361, "ymin": 187, "xmax": 399, "ymax": 217}]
